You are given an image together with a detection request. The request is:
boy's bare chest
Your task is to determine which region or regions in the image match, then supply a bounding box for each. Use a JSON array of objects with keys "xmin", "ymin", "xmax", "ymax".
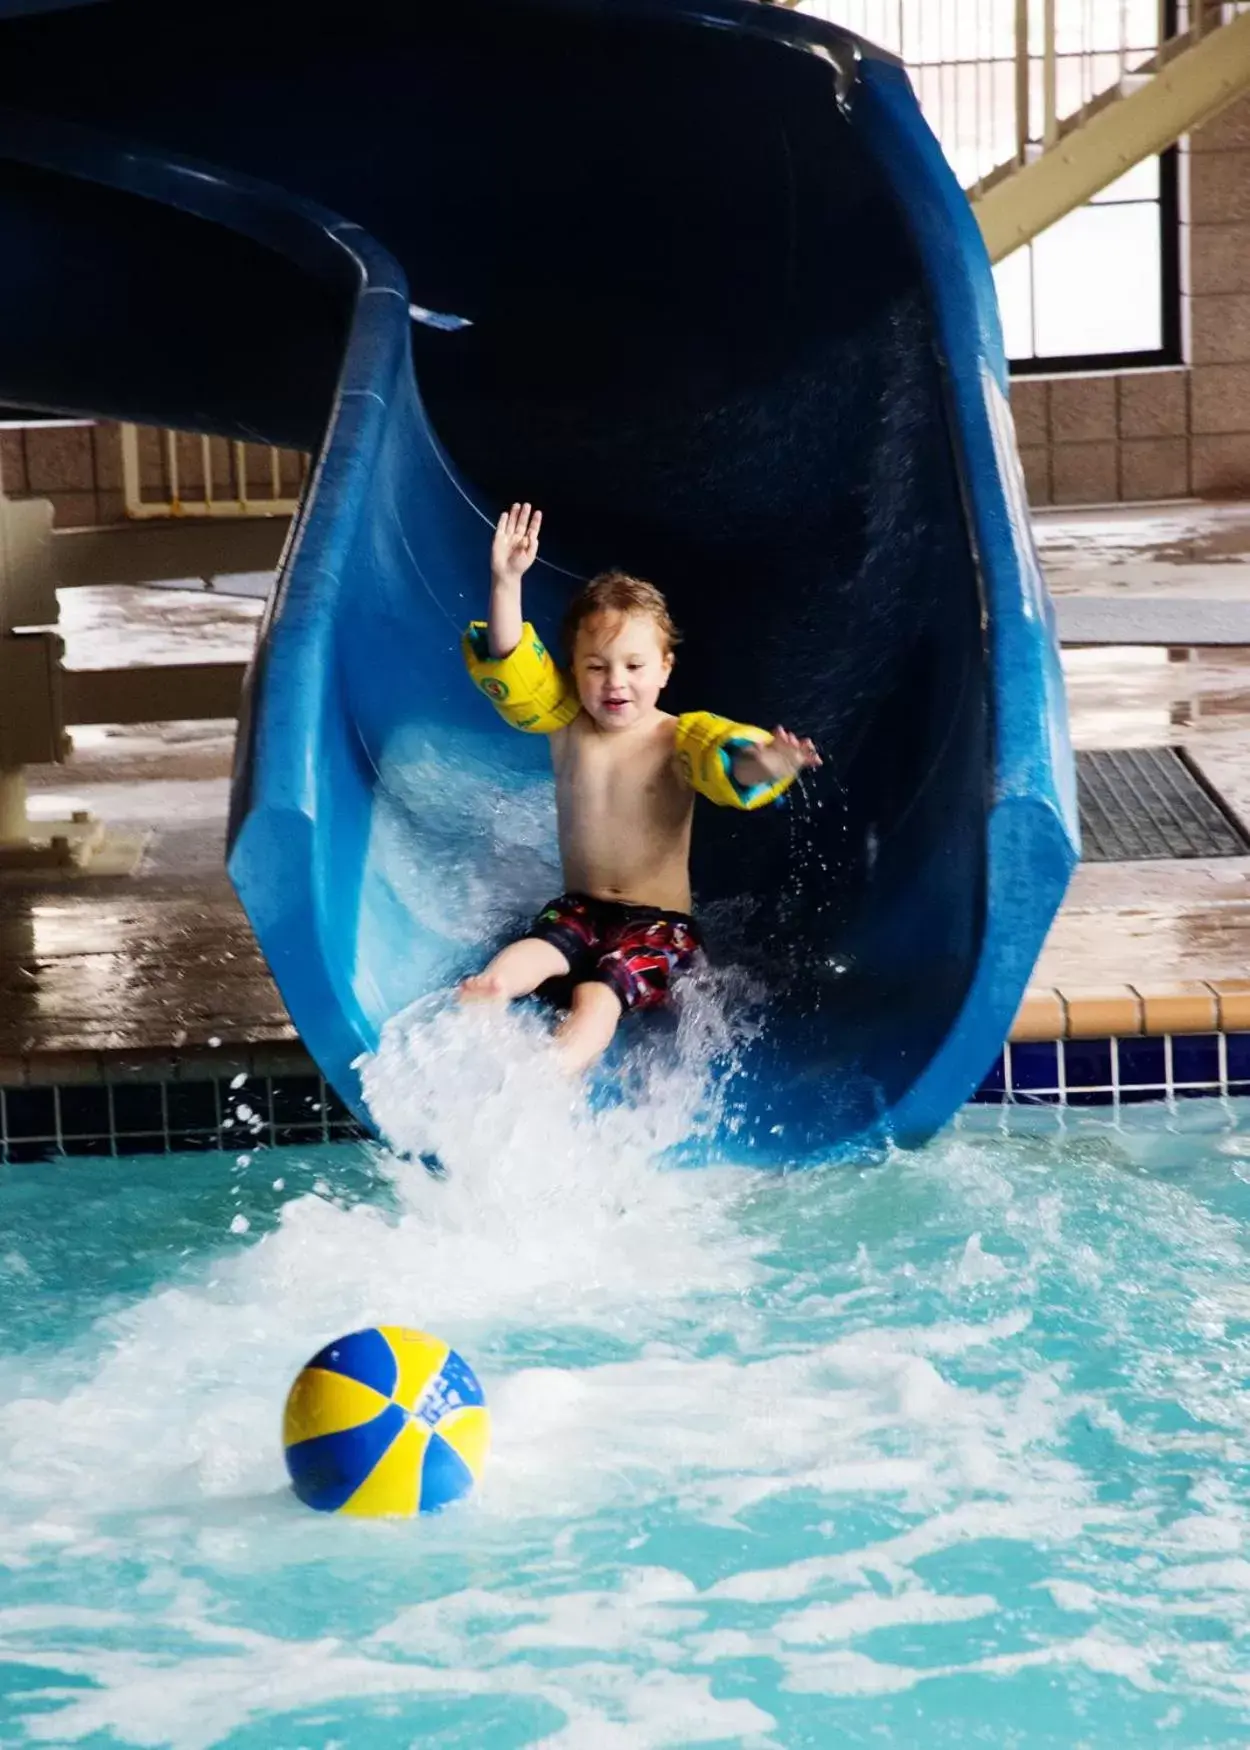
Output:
[{"xmin": 555, "ymin": 731, "xmax": 686, "ymax": 819}]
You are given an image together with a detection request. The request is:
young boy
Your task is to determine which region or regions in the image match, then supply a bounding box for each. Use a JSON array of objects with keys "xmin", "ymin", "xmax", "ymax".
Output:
[{"xmin": 459, "ymin": 502, "xmax": 821, "ymax": 1071}]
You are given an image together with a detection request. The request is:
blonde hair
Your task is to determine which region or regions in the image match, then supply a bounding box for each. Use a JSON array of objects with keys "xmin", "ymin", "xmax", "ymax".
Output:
[{"xmin": 562, "ymin": 570, "xmax": 682, "ymax": 661}]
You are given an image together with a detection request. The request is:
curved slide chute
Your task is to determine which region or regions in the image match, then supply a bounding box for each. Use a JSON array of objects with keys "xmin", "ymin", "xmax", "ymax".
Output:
[{"xmin": 0, "ymin": 0, "xmax": 1078, "ymax": 1162}]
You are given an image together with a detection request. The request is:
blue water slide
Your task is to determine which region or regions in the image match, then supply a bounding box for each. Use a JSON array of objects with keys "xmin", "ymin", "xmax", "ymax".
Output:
[{"xmin": 0, "ymin": 0, "xmax": 1077, "ymax": 1162}]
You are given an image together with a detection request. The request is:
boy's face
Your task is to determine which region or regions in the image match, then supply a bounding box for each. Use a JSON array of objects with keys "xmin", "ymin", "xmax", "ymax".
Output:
[{"xmin": 572, "ymin": 610, "xmax": 674, "ymax": 731}]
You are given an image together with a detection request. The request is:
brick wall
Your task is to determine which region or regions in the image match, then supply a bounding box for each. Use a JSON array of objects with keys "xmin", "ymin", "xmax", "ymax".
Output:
[
  {"xmin": 0, "ymin": 420, "xmax": 121, "ymax": 528},
  {"xmin": 1010, "ymin": 87, "xmax": 1250, "ymax": 507},
  {"xmin": 0, "ymin": 421, "xmax": 304, "ymax": 528}
]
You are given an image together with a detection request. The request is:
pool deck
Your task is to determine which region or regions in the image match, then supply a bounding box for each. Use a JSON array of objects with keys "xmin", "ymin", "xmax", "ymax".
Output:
[
  {"xmin": 4, "ymin": 502, "xmax": 1250, "ymax": 1086},
  {"xmin": 1031, "ymin": 504, "xmax": 1250, "ymax": 1040}
]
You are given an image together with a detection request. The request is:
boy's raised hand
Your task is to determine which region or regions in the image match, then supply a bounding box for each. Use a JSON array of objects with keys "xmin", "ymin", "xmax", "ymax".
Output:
[
  {"xmin": 491, "ymin": 502, "xmax": 542, "ymax": 584},
  {"xmin": 760, "ymin": 726, "xmax": 823, "ymax": 779}
]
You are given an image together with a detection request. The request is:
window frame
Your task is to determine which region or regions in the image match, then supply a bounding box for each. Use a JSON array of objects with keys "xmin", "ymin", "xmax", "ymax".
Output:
[
  {"xmin": 1008, "ymin": 0, "xmax": 1182, "ymax": 375},
  {"xmin": 1006, "ymin": 143, "xmax": 1182, "ymax": 375}
]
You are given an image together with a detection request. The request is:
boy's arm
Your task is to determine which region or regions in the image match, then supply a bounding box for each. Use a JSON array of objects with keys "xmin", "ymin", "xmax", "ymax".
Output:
[
  {"xmin": 464, "ymin": 501, "xmax": 579, "ymax": 734},
  {"xmin": 487, "ymin": 502, "xmax": 541, "ymax": 657},
  {"xmin": 674, "ymin": 713, "xmax": 820, "ymax": 810}
]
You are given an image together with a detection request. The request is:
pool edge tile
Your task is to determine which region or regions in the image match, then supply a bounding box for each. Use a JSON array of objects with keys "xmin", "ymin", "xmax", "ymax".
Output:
[
  {"xmin": 1135, "ymin": 982, "xmax": 1219, "ymax": 1036},
  {"xmin": 0, "ymin": 1054, "xmax": 26, "ymax": 1089},
  {"xmin": 1210, "ymin": 979, "xmax": 1250, "ymax": 1032},
  {"xmin": 1010, "ymin": 988, "xmax": 1066, "ymax": 1042},
  {"xmin": 1062, "ymin": 986, "xmax": 1143, "ymax": 1040},
  {"xmin": 25, "ymin": 1050, "xmax": 105, "ymax": 1087}
]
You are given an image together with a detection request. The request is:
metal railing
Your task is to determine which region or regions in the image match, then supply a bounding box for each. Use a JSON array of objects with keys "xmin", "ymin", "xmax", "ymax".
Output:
[
  {"xmin": 120, "ymin": 423, "xmax": 307, "ymax": 519},
  {"xmin": 795, "ymin": 1, "xmax": 1249, "ymax": 193}
]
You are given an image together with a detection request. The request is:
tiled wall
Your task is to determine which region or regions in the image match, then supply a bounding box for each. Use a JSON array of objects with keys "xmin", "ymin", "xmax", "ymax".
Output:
[
  {"xmin": 0, "ymin": 1066, "xmax": 366, "ymax": 1163},
  {"xmin": 4, "ymin": 1035, "xmax": 1248, "ymax": 1160},
  {"xmin": 975, "ymin": 1031, "xmax": 1250, "ymax": 1106},
  {"xmin": 1012, "ymin": 90, "xmax": 1250, "ymax": 508}
]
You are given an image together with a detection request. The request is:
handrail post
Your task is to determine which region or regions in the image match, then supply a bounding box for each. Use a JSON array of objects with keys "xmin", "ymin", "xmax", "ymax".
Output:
[
  {"xmin": 1015, "ymin": 0, "xmax": 1031, "ymax": 163},
  {"xmin": 1043, "ymin": 0, "xmax": 1058, "ymax": 146}
]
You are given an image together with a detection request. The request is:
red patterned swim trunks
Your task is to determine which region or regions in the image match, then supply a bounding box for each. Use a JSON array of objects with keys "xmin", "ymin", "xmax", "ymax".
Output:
[{"xmin": 529, "ymin": 891, "xmax": 703, "ymax": 1013}]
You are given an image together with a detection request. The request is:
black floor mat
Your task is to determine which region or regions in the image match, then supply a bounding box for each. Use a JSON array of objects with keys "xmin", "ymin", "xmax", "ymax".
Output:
[{"xmin": 1077, "ymin": 746, "xmax": 1250, "ymax": 862}]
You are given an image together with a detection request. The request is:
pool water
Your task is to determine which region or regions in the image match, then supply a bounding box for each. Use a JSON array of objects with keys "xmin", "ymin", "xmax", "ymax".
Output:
[{"xmin": 2, "ymin": 1000, "xmax": 1249, "ymax": 1747}]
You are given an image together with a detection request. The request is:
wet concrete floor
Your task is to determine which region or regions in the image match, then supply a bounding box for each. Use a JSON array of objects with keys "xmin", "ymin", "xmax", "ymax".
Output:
[{"xmin": 1037, "ymin": 504, "xmax": 1250, "ymax": 993}]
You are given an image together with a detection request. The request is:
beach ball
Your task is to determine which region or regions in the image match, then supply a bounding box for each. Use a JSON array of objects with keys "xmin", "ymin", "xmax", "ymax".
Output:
[{"xmin": 283, "ymin": 1325, "xmax": 490, "ymax": 1515}]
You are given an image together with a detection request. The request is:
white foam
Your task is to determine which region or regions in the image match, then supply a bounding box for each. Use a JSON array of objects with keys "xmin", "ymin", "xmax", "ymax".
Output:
[
  {"xmin": 947, "ymin": 1232, "xmax": 1011, "ymax": 1287},
  {"xmin": 776, "ymin": 1628, "xmax": 1173, "ymax": 1701},
  {"xmin": 1160, "ymin": 1560, "xmax": 1250, "ymax": 1593},
  {"xmin": 0, "ymin": 1602, "xmax": 777, "ymax": 1750},
  {"xmin": 779, "ymin": 1646, "xmax": 923, "ymax": 1697},
  {"xmin": 775, "ymin": 1585, "xmax": 998, "ymax": 1645}
]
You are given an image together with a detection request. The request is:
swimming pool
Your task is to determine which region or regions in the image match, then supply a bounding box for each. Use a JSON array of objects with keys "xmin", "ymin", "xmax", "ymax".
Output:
[{"xmin": 1, "ymin": 1036, "xmax": 1249, "ymax": 1745}]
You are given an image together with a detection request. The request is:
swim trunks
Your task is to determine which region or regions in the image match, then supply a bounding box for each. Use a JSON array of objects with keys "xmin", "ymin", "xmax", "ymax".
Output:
[{"xmin": 529, "ymin": 892, "xmax": 703, "ymax": 1013}]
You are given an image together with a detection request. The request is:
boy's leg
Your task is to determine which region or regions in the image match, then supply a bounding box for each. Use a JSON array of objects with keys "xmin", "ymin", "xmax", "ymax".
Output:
[
  {"xmin": 459, "ymin": 936, "xmax": 571, "ymax": 1002},
  {"xmin": 553, "ymin": 980, "xmax": 623, "ymax": 1072}
]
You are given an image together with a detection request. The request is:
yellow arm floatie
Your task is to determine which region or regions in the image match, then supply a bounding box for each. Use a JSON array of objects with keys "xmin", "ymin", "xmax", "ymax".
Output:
[
  {"xmin": 675, "ymin": 711, "xmax": 795, "ymax": 811},
  {"xmin": 462, "ymin": 622, "xmax": 580, "ymax": 734}
]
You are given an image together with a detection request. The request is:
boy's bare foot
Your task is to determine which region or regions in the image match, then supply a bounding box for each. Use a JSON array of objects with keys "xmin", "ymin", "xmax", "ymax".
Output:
[{"xmin": 458, "ymin": 973, "xmax": 508, "ymax": 1003}]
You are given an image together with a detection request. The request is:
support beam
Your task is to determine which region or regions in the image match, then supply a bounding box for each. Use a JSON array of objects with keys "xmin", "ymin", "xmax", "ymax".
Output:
[
  {"xmin": 0, "ymin": 769, "xmax": 28, "ymax": 840},
  {"xmin": 61, "ymin": 661, "xmax": 246, "ymax": 724},
  {"xmin": 975, "ymin": 10, "xmax": 1250, "ymax": 262},
  {"xmin": 53, "ymin": 517, "xmax": 287, "ymax": 589},
  {"xmin": 2, "ymin": 488, "xmax": 259, "ymax": 873}
]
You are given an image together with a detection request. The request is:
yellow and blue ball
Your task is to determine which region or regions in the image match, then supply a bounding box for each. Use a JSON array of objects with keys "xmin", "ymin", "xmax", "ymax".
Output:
[{"xmin": 283, "ymin": 1325, "xmax": 490, "ymax": 1515}]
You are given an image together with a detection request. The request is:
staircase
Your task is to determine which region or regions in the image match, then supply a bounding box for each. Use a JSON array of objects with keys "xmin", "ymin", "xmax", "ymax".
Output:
[
  {"xmin": 972, "ymin": 2, "xmax": 1250, "ymax": 261},
  {"xmin": 787, "ymin": 1, "xmax": 1250, "ymax": 261}
]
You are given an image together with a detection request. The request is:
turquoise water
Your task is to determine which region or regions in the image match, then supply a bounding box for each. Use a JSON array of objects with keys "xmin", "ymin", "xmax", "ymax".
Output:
[{"xmin": 2, "ymin": 1004, "xmax": 1250, "ymax": 1746}]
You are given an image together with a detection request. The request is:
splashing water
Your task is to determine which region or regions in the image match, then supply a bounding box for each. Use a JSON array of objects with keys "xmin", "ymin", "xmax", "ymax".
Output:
[
  {"xmin": 1, "ymin": 1011, "xmax": 1250, "ymax": 1749},
  {"xmin": 361, "ymin": 956, "xmax": 764, "ymax": 1167}
]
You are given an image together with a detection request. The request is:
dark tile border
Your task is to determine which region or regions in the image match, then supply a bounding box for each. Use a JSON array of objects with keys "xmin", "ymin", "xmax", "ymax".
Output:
[
  {"xmin": 7, "ymin": 1031, "xmax": 1250, "ymax": 1161},
  {"xmin": 973, "ymin": 1031, "xmax": 1248, "ymax": 1106},
  {"xmin": 0, "ymin": 1049, "xmax": 367, "ymax": 1163}
]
